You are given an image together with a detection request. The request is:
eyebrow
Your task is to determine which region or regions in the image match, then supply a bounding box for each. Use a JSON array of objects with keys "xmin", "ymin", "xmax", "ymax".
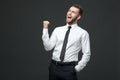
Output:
[{"xmin": 68, "ymin": 9, "xmax": 78, "ymax": 14}]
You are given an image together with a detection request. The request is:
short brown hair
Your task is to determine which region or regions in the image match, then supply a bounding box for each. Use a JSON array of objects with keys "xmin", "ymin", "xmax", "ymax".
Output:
[{"xmin": 71, "ymin": 4, "xmax": 83, "ymax": 16}]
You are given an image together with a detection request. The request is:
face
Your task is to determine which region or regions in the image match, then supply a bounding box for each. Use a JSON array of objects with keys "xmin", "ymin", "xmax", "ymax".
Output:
[{"xmin": 66, "ymin": 6, "xmax": 81, "ymax": 25}]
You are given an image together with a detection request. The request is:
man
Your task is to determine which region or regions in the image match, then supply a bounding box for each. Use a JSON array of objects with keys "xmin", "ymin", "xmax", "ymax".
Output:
[{"xmin": 42, "ymin": 4, "xmax": 91, "ymax": 80}]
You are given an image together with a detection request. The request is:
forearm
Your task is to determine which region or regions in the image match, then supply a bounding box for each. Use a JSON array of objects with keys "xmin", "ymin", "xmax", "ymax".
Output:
[
  {"xmin": 42, "ymin": 28, "xmax": 54, "ymax": 51},
  {"xmin": 75, "ymin": 52, "xmax": 91, "ymax": 72}
]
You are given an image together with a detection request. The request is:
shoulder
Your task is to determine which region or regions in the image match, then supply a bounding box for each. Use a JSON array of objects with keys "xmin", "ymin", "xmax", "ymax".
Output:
[
  {"xmin": 76, "ymin": 26, "xmax": 89, "ymax": 35},
  {"xmin": 75, "ymin": 26, "xmax": 90, "ymax": 39},
  {"xmin": 54, "ymin": 25, "xmax": 65, "ymax": 31},
  {"xmin": 51, "ymin": 26, "xmax": 65, "ymax": 34}
]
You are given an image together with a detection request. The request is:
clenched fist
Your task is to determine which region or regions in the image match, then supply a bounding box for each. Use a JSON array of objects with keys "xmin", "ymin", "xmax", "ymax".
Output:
[{"xmin": 43, "ymin": 21, "xmax": 50, "ymax": 28}]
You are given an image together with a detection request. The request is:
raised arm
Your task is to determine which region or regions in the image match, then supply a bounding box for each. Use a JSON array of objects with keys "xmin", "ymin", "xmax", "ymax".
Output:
[{"xmin": 42, "ymin": 21, "xmax": 57, "ymax": 51}]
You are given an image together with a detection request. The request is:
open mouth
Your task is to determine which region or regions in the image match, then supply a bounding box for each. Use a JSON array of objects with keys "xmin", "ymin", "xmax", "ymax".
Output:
[{"xmin": 67, "ymin": 16, "xmax": 72, "ymax": 19}]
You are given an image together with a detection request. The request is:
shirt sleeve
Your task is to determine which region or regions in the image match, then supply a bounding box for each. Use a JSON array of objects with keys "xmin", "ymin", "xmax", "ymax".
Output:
[
  {"xmin": 42, "ymin": 28, "xmax": 57, "ymax": 51},
  {"xmin": 75, "ymin": 31, "xmax": 91, "ymax": 72}
]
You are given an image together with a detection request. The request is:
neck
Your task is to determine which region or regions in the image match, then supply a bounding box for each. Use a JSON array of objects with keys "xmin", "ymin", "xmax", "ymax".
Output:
[{"xmin": 68, "ymin": 22, "xmax": 77, "ymax": 26}]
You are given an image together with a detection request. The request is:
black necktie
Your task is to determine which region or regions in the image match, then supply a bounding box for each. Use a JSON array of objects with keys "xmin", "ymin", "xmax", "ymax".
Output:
[{"xmin": 60, "ymin": 26, "xmax": 71, "ymax": 62}]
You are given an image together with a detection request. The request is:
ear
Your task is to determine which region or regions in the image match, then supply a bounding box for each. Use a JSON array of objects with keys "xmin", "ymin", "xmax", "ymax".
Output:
[{"xmin": 77, "ymin": 15, "xmax": 81, "ymax": 20}]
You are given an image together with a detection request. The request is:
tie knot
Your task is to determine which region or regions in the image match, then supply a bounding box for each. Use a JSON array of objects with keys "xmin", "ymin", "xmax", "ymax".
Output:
[{"xmin": 68, "ymin": 26, "xmax": 71, "ymax": 30}]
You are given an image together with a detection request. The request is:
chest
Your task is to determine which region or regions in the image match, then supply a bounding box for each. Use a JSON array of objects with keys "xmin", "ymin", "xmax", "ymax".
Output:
[{"xmin": 56, "ymin": 29, "xmax": 82, "ymax": 43}]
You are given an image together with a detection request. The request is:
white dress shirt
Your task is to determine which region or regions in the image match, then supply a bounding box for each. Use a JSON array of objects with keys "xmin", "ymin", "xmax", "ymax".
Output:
[{"xmin": 42, "ymin": 23, "xmax": 91, "ymax": 72}]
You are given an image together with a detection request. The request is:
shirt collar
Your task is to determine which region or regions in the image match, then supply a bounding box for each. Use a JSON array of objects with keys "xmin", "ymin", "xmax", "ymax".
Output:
[{"xmin": 65, "ymin": 23, "xmax": 78, "ymax": 29}]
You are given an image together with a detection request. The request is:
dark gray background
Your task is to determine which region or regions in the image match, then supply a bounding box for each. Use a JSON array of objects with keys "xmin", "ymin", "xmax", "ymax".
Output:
[{"xmin": 0, "ymin": 0, "xmax": 120, "ymax": 80}]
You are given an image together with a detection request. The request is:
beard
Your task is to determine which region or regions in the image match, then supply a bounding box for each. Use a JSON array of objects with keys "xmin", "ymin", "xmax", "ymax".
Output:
[{"xmin": 66, "ymin": 15, "xmax": 79, "ymax": 25}]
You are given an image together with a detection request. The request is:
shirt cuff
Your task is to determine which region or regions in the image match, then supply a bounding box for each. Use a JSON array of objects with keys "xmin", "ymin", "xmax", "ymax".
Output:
[{"xmin": 43, "ymin": 28, "xmax": 48, "ymax": 34}]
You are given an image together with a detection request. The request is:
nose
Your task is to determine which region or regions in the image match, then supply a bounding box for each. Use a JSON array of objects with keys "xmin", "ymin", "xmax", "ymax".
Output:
[{"xmin": 68, "ymin": 11, "xmax": 72, "ymax": 15}]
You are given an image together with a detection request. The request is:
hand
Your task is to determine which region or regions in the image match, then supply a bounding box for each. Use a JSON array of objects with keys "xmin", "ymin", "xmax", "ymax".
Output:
[
  {"xmin": 74, "ymin": 68, "xmax": 78, "ymax": 73},
  {"xmin": 74, "ymin": 67, "xmax": 78, "ymax": 73},
  {"xmin": 43, "ymin": 20, "xmax": 50, "ymax": 29}
]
